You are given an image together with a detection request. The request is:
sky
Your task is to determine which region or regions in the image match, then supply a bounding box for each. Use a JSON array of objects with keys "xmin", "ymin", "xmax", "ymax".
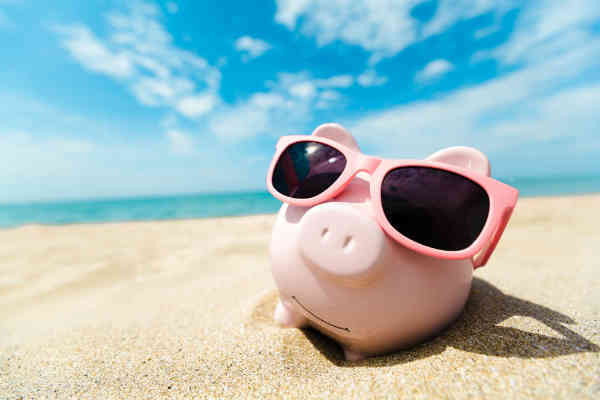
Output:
[{"xmin": 1, "ymin": 0, "xmax": 599, "ymax": 203}]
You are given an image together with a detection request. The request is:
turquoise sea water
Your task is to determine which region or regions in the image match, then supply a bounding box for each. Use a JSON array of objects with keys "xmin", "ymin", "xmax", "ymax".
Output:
[{"xmin": 1, "ymin": 175, "xmax": 599, "ymax": 229}]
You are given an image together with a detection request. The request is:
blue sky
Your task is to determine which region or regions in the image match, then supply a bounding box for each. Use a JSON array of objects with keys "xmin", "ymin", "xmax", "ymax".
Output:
[{"xmin": 1, "ymin": 0, "xmax": 599, "ymax": 202}]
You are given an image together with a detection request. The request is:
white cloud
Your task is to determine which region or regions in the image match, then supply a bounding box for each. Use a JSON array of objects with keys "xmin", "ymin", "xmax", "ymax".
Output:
[
  {"xmin": 55, "ymin": 25, "xmax": 135, "ymax": 78},
  {"xmin": 208, "ymin": 72, "xmax": 349, "ymax": 140},
  {"xmin": 493, "ymin": 0, "xmax": 600, "ymax": 65},
  {"xmin": 422, "ymin": 1, "xmax": 516, "ymax": 38},
  {"xmin": 209, "ymin": 104, "xmax": 271, "ymax": 141},
  {"xmin": 234, "ymin": 36, "xmax": 272, "ymax": 61},
  {"xmin": 274, "ymin": 0, "xmax": 600, "ymax": 71},
  {"xmin": 315, "ymin": 74, "xmax": 354, "ymax": 88},
  {"xmin": 350, "ymin": 38, "xmax": 600, "ymax": 177},
  {"xmin": 315, "ymin": 90, "xmax": 341, "ymax": 109},
  {"xmin": 415, "ymin": 59, "xmax": 454, "ymax": 83},
  {"xmin": 289, "ymin": 81, "xmax": 316, "ymax": 99},
  {"xmin": 483, "ymin": 84, "xmax": 600, "ymax": 142},
  {"xmin": 474, "ymin": 23, "xmax": 500, "ymax": 39},
  {"xmin": 55, "ymin": 2, "xmax": 220, "ymax": 119},
  {"xmin": 275, "ymin": 0, "xmax": 517, "ymax": 63},
  {"xmin": 176, "ymin": 93, "xmax": 218, "ymax": 117},
  {"xmin": 209, "ymin": 74, "xmax": 305, "ymax": 140},
  {"xmin": 166, "ymin": 1, "xmax": 178, "ymax": 14},
  {"xmin": 249, "ymin": 93, "xmax": 286, "ymax": 109},
  {"xmin": 319, "ymin": 90, "xmax": 340, "ymax": 101},
  {"xmin": 166, "ymin": 130, "xmax": 194, "ymax": 155},
  {"xmin": 357, "ymin": 69, "xmax": 388, "ymax": 87},
  {"xmin": 131, "ymin": 76, "xmax": 194, "ymax": 106},
  {"xmin": 275, "ymin": 0, "xmax": 418, "ymax": 62},
  {"xmin": 274, "ymin": 0, "xmax": 311, "ymax": 28},
  {"xmin": 469, "ymin": 49, "xmax": 491, "ymax": 64}
]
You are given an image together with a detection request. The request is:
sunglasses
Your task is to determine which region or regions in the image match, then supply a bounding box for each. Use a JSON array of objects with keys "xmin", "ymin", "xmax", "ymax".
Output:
[{"xmin": 266, "ymin": 135, "xmax": 519, "ymax": 268}]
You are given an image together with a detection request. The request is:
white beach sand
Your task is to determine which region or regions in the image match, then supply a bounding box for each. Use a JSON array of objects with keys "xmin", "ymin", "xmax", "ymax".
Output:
[{"xmin": 1, "ymin": 195, "xmax": 599, "ymax": 398}]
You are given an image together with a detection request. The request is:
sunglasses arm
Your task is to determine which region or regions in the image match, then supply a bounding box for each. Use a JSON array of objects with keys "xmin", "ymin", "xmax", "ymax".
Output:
[{"xmin": 473, "ymin": 206, "xmax": 515, "ymax": 269}]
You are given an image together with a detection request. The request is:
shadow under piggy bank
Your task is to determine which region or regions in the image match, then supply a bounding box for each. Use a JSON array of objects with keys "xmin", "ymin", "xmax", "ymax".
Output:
[{"xmin": 297, "ymin": 277, "xmax": 599, "ymax": 366}]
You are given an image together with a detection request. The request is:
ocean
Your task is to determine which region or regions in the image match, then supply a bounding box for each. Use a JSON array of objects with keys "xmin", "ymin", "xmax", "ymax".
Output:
[{"xmin": 1, "ymin": 175, "xmax": 599, "ymax": 229}]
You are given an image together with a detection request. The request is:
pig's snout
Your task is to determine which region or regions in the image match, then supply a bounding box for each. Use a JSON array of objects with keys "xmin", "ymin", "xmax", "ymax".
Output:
[{"xmin": 298, "ymin": 203, "xmax": 386, "ymax": 285}]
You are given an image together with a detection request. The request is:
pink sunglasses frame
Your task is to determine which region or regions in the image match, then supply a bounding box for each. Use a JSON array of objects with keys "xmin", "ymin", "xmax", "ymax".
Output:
[{"xmin": 266, "ymin": 135, "xmax": 519, "ymax": 269}]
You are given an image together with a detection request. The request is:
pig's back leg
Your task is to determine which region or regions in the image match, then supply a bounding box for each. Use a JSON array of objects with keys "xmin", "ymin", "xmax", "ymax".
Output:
[{"xmin": 274, "ymin": 300, "xmax": 308, "ymax": 328}]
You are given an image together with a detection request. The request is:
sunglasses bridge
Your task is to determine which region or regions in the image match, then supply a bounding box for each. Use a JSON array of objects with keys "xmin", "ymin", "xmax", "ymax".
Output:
[{"xmin": 355, "ymin": 154, "xmax": 382, "ymax": 175}]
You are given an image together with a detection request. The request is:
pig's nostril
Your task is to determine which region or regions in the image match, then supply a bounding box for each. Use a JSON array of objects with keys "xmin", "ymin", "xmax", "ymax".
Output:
[
  {"xmin": 321, "ymin": 227, "xmax": 330, "ymax": 240},
  {"xmin": 342, "ymin": 236, "xmax": 355, "ymax": 252}
]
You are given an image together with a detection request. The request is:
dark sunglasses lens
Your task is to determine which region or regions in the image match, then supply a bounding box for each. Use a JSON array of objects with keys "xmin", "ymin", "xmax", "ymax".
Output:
[
  {"xmin": 381, "ymin": 167, "xmax": 490, "ymax": 251},
  {"xmin": 272, "ymin": 141, "xmax": 347, "ymax": 199}
]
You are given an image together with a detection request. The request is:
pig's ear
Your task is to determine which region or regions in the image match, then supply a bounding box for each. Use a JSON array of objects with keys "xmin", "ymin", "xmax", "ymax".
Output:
[
  {"xmin": 426, "ymin": 146, "xmax": 490, "ymax": 177},
  {"xmin": 312, "ymin": 123, "xmax": 360, "ymax": 152}
]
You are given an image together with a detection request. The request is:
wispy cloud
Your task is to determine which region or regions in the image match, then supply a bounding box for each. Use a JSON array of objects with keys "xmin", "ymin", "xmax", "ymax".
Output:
[
  {"xmin": 421, "ymin": 0, "xmax": 516, "ymax": 38},
  {"xmin": 275, "ymin": 0, "xmax": 517, "ymax": 63},
  {"xmin": 208, "ymin": 71, "xmax": 355, "ymax": 140},
  {"xmin": 314, "ymin": 74, "xmax": 354, "ymax": 88},
  {"xmin": 234, "ymin": 35, "xmax": 272, "ymax": 61},
  {"xmin": 55, "ymin": 25, "xmax": 135, "ymax": 78},
  {"xmin": 351, "ymin": 39, "xmax": 600, "ymax": 177},
  {"xmin": 208, "ymin": 75, "xmax": 292, "ymax": 139},
  {"xmin": 175, "ymin": 93, "xmax": 219, "ymax": 118},
  {"xmin": 474, "ymin": 21, "xmax": 501, "ymax": 39},
  {"xmin": 492, "ymin": 0, "xmax": 600, "ymax": 65},
  {"xmin": 415, "ymin": 59, "xmax": 453, "ymax": 83},
  {"xmin": 316, "ymin": 90, "xmax": 341, "ymax": 109},
  {"xmin": 357, "ymin": 69, "xmax": 388, "ymax": 87},
  {"xmin": 55, "ymin": 2, "xmax": 220, "ymax": 118}
]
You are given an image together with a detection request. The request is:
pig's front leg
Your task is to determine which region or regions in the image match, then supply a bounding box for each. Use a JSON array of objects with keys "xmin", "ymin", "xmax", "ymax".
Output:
[
  {"xmin": 342, "ymin": 347, "xmax": 368, "ymax": 362},
  {"xmin": 274, "ymin": 299, "xmax": 308, "ymax": 328}
]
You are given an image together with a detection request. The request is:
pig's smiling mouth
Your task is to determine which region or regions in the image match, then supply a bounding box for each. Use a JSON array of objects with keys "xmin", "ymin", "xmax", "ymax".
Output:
[{"xmin": 291, "ymin": 296, "xmax": 351, "ymax": 332}]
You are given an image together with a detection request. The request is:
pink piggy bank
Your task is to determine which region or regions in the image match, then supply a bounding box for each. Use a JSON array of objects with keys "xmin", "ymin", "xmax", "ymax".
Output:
[{"xmin": 267, "ymin": 123, "xmax": 517, "ymax": 361}]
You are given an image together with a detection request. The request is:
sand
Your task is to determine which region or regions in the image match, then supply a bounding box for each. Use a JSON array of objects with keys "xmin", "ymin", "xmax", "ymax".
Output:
[{"xmin": 0, "ymin": 195, "xmax": 599, "ymax": 399}]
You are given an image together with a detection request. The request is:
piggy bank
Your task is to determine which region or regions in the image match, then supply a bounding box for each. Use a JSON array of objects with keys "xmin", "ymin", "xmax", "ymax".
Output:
[{"xmin": 268, "ymin": 123, "xmax": 511, "ymax": 361}]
